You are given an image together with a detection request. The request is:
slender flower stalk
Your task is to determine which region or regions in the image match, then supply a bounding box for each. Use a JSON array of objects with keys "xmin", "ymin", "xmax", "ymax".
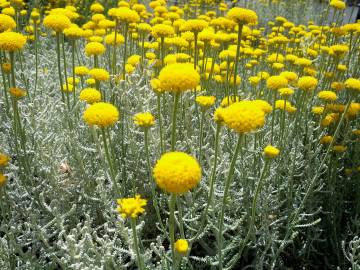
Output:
[{"xmin": 171, "ymin": 93, "xmax": 181, "ymax": 151}]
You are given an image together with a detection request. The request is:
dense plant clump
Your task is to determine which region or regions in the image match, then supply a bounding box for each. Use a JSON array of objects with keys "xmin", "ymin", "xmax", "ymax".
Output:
[{"xmin": 0, "ymin": 0, "xmax": 360, "ymax": 269}]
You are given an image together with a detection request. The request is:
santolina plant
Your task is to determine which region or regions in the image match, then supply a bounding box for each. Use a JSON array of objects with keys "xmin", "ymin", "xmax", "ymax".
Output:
[{"xmin": 0, "ymin": 0, "xmax": 360, "ymax": 269}]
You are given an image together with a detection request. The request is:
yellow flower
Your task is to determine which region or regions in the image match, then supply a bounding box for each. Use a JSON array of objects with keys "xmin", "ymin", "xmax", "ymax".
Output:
[
  {"xmin": 133, "ymin": 112, "xmax": 155, "ymax": 128},
  {"xmin": 0, "ymin": 174, "xmax": 7, "ymax": 187},
  {"xmin": 330, "ymin": 0, "xmax": 346, "ymax": 9},
  {"xmin": 312, "ymin": 106, "xmax": 324, "ymax": 115},
  {"xmin": 153, "ymin": 152, "xmax": 201, "ymax": 194},
  {"xmin": 318, "ymin": 91, "xmax": 337, "ymax": 102},
  {"xmin": 196, "ymin": 95, "xmax": 216, "ymax": 109},
  {"xmin": 345, "ymin": 78, "xmax": 360, "ymax": 91},
  {"xmin": 108, "ymin": 7, "xmax": 140, "ymax": 23},
  {"xmin": 0, "ymin": 32, "xmax": 26, "ymax": 51},
  {"xmin": 79, "ymin": 88, "xmax": 101, "ymax": 104},
  {"xmin": 175, "ymin": 239, "xmax": 189, "ymax": 255},
  {"xmin": 138, "ymin": 22, "xmax": 152, "ymax": 33},
  {"xmin": 43, "ymin": 14, "xmax": 71, "ymax": 32},
  {"xmin": 2, "ymin": 62, "xmax": 11, "ymax": 73},
  {"xmin": 62, "ymin": 83, "xmax": 74, "ymax": 92},
  {"xmin": 297, "ymin": 76, "xmax": 318, "ymax": 91},
  {"xmin": 0, "ymin": 153, "xmax": 10, "ymax": 167},
  {"xmin": 159, "ymin": 63, "xmax": 200, "ymax": 93},
  {"xmin": 0, "ymin": 14, "xmax": 16, "ymax": 32},
  {"xmin": 329, "ymin": 44, "xmax": 349, "ymax": 57},
  {"xmin": 263, "ymin": 145, "xmax": 280, "ymax": 158},
  {"xmin": 332, "ymin": 145, "xmax": 347, "ymax": 153},
  {"xmin": 83, "ymin": 102, "xmax": 119, "ymax": 128},
  {"xmin": 116, "ymin": 194, "xmax": 147, "ymax": 219},
  {"xmin": 266, "ymin": 75, "xmax": 288, "ymax": 90},
  {"xmin": 280, "ymin": 71, "xmax": 298, "ymax": 82},
  {"xmin": 75, "ymin": 66, "xmax": 89, "ymax": 76},
  {"xmin": 275, "ymin": 100, "xmax": 295, "ymax": 112},
  {"xmin": 9, "ymin": 87, "xmax": 26, "ymax": 98},
  {"xmin": 278, "ymin": 87, "xmax": 294, "ymax": 97},
  {"xmin": 180, "ymin": 19, "xmax": 208, "ymax": 32},
  {"xmin": 63, "ymin": 25, "xmax": 84, "ymax": 39},
  {"xmin": 226, "ymin": 7, "xmax": 258, "ymax": 24},
  {"xmin": 89, "ymin": 68, "xmax": 110, "ymax": 81},
  {"xmin": 105, "ymin": 32, "xmax": 125, "ymax": 46},
  {"xmin": 127, "ymin": 55, "xmax": 141, "ymax": 66},
  {"xmin": 85, "ymin": 42, "xmax": 105, "ymax": 56},
  {"xmin": 90, "ymin": 3, "xmax": 104, "ymax": 13},
  {"xmin": 152, "ymin": 23, "xmax": 174, "ymax": 38},
  {"xmin": 320, "ymin": 135, "xmax": 333, "ymax": 144},
  {"xmin": 221, "ymin": 101, "xmax": 266, "ymax": 133}
]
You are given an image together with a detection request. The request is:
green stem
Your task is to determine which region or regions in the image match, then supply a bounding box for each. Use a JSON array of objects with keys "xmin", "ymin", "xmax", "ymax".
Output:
[
  {"xmin": 130, "ymin": 218, "xmax": 145, "ymax": 270},
  {"xmin": 122, "ymin": 23, "xmax": 128, "ymax": 80},
  {"xmin": 144, "ymin": 129, "xmax": 165, "ymax": 231},
  {"xmin": 218, "ymin": 134, "xmax": 243, "ymax": 270},
  {"xmin": 198, "ymin": 109, "xmax": 205, "ymax": 161},
  {"xmin": 171, "ymin": 93, "xmax": 181, "ymax": 151},
  {"xmin": 157, "ymin": 94, "xmax": 164, "ymax": 154},
  {"xmin": 169, "ymin": 193, "xmax": 177, "ymax": 265},
  {"xmin": 56, "ymin": 33, "xmax": 65, "ymax": 103},
  {"xmin": 232, "ymin": 23, "xmax": 243, "ymax": 97}
]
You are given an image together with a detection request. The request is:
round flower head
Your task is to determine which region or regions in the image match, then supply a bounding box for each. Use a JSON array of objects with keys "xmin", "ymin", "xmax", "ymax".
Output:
[
  {"xmin": 133, "ymin": 112, "xmax": 155, "ymax": 128},
  {"xmin": 85, "ymin": 42, "xmax": 105, "ymax": 56},
  {"xmin": 0, "ymin": 14, "xmax": 16, "ymax": 32},
  {"xmin": 153, "ymin": 152, "xmax": 201, "ymax": 194},
  {"xmin": 0, "ymin": 153, "xmax": 10, "ymax": 167},
  {"xmin": 152, "ymin": 24, "xmax": 174, "ymax": 38},
  {"xmin": 89, "ymin": 68, "xmax": 110, "ymax": 81},
  {"xmin": 196, "ymin": 95, "xmax": 216, "ymax": 109},
  {"xmin": 43, "ymin": 14, "xmax": 71, "ymax": 32},
  {"xmin": 330, "ymin": 0, "xmax": 346, "ymax": 9},
  {"xmin": 105, "ymin": 32, "xmax": 125, "ymax": 46},
  {"xmin": 226, "ymin": 7, "xmax": 258, "ymax": 25},
  {"xmin": 109, "ymin": 7, "xmax": 140, "ymax": 23},
  {"xmin": 175, "ymin": 239, "xmax": 189, "ymax": 255},
  {"xmin": 181, "ymin": 19, "xmax": 208, "ymax": 32},
  {"xmin": 278, "ymin": 87, "xmax": 294, "ymax": 97},
  {"xmin": 159, "ymin": 63, "xmax": 200, "ymax": 93},
  {"xmin": 79, "ymin": 88, "xmax": 101, "ymax": 104},
  {"xmin": 297, "ymin": 76, "xmax": 318, "ymax": 91},
  {"xmin": 318, "ymin": 90, "xmax": 337, "ymax": 102},
  {"xmin": 2, "ymin": 62, "xmax": 11, "ymax": 73},
  {"xmin": 221, "ymin": 101, "xmax": 266, "ymax": 133},
  {"xmin": 280, "ymin": 71, "xmax": 298, "ymax": 82},
  {"xmin": 0, "ymin": 32, "xmax": 26, "ymax": 51},
  {"xmin": 332, "ymin": 145, "xmax": 347, "ymax": 153},
  {"xmin": 9, "ymin": 87, "xmax": 26, "ymax": 98},
  {"xmin": 83, "ymin": 102, "xmax": 119, "ymax": 128},
  {"xmin": 0, "ymin": 174, "xmax": 7, "ymax": 187},
  {"xmin": 320, "ymin": 135, "xmax": 333, "ymax": 144},
  {"xmin": 345, "ymin": 78, "xmax": 360, "ymax": 92},
  {"xmin": 75, "ymin": 66, "xmax": 89, "ymax": 76},
  {"xmin": 116, "ymin": 194, "xmax": 147, "ymax": 219},
  {"xmin": 263, "ymin": 145, "xmax": 280, "ymax": 158},
  {"xmin": 266, "ymin": 75, "xmax": 288, "ymax": 90}
]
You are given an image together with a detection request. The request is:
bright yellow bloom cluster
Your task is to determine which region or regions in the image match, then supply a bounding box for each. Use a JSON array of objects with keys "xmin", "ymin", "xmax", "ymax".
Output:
[
  {"xmin": 266, "ymin": 75, "xmax": 288, "ymax": 90},
  {"xmin": 226, "ymin": 7, "xmax": 258, "ymax": 25},
  {"xmin": 278, "ymin": 87, "xmax": 294, "ymax": 97},
  {"xmin": 105, "ymin": 32, "xmax": 125, "ymax": 46},
  {"xmin": 320, "ymin": 135, "xmax": 333, "ymax": 144},
  {"xmin": 0, "ymin": 153, "xmax": 10, "ymax": 167},
  {"xmin": 275, "ymin": 100, "xmax": 296, "ymax": 113},
  {"xmin": 153, "ymin": 152, "xmax": 201, "ymax": 194},
  {"xmin": 75, "ymin": 66, "xmax": 89, "ymax": 76},
  {"xmin": 220, "ymin": 96, "xmax": 241, "ymax": 107},
  {"xmin": 318, "ymin": 91, "xmax": 337, "ymax": 102},
  {"xmin": 133, "ymin": 112, "xmax": 155, "ymax": 128},
  {"xmin": 159, "ymin": 63, "xmax": 200, "ymax": 93},
  {"xmin": 89, "ymin": 68, "xmax": 110, "ymax": 81},
  {"xmin": 79, "ymin": 88, "xmax": 102, "ymax": 104},
  {"xmin": 9, "ymin": 87, "xmax": 26, "ymax": 98},
  {"xmin": 181, "ymin": 19, "xmax": 208, "ymax": 32},
  {"xmin": 297, "ymin": 76, "xmax": 318, "ymax": 91},
  {"xmin": 174, "ymin": 239, "xmax": 189, "ymax": 255},
  {"xmin": 196, "ymin": 95, "xmax": 216, "ymax": 108},
  {"xmin": 0, "ymin": 14, "xmax": 16, "ymax": 32},
  {"xmin": 43, "ymin": 14, "xmax": 71, "ymax": 32},
  {"xmin": 85, "ymin": 42, "xmax": 105, "ymax": 56},
  {"xmin": 0, "ymin": 32, "xmax": 26, "ymax": 51},
  {"xmin": 109, "ymin": 7, "xmax": 140, "ymax": 23},
  {"xmin": 330, "ymin": 0, "xmax": 346, "ymax": 10},
  {"xmin": 263, "ymin": 145, "xmax": 280, "ymax": 158},
  {"xmin": 116, "ymin": 194, "xmax": 147, "ymax": 219},
  {"xmin": 345, "ymin": 78, "xmax": 360, "ymax": 91},
  {"xmin": 152, "ymin": 24, "xmax": 175, "ymax": 38},
  {"xmin": 83, "ymin": 102, "xmax": 119, "ymax": 128},
  {"xmin": 220, "ymin": 100, "xmax": 266, "ymax": 133}
]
